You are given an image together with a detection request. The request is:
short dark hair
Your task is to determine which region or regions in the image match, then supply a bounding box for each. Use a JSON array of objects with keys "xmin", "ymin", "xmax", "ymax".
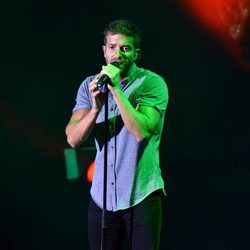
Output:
[{"xmin": 103, "ymin": 19, "xmax": 141, "ymax": 48}]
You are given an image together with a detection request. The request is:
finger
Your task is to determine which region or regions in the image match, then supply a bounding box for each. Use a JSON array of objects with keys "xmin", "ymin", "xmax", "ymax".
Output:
[
  {"xmin": 92, "ymin": 90, "xmax": 100, "ymax": 97},
  {"xmin": 89, "ymin": 78, "xmax": 98, "ymax": 91}
]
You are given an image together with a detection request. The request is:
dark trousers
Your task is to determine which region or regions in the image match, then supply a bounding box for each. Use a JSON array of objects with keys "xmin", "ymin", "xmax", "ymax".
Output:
[{"xmin": 88, "ymin": 191, "xmax": 162, "ymax": 250}]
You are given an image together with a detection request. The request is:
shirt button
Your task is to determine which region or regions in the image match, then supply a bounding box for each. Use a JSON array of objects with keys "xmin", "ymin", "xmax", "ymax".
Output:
[
  {"xmin": 109, "ymin": 125, "xmax": 113, "ymax": 132},
  {"xmin": 111, "ymin": 182, "xmax": 114, "ymax": 185}
]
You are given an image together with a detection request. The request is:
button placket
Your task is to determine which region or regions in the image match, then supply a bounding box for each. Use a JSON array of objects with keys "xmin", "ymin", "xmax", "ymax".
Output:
[{"xmin": 109, "ymin": 93, "xmax": 117, "ymax": 209}]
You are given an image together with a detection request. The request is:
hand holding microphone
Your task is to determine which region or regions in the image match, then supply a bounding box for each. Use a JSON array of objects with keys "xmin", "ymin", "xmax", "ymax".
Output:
[{"xmin": 97, "ymin": 61, "xmax": 120, "ymax": 92}]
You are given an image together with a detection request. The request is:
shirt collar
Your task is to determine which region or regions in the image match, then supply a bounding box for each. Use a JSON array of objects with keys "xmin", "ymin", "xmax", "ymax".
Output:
[{"xmin": 120, "ymin": 63, "xmax": 139, "ymax": 87}]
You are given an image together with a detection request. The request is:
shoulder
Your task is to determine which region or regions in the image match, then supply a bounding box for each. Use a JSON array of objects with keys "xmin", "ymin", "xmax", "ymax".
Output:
[
  {"xmin": 79, "ymin": 74, "xmax": 97, "ymax": 88},
  {"xmin": 135, "ymin": 65, "xmax": 167, "ymax": 84},
  {"xmin": 137, "ymin": 67, "xmax": 168, "ymax": 96},
  {"xmin": 76, "ymin": 74, "xmax": 97, "ymax": 94}
]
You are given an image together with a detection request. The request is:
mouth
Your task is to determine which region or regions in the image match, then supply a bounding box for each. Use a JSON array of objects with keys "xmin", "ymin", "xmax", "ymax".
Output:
[
  {"xmin": 117, "ymin": 61, "xmax": 125, "ymax": 67},
  {"xmin": 111, "ymin": 61, "xmax": 125, "ymax": 69}
]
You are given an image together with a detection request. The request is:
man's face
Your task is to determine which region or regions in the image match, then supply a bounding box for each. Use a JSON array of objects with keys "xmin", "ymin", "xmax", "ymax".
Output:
[{"xmin": 102, "ymin": 33, "xmax": 140, "ymax": 76}]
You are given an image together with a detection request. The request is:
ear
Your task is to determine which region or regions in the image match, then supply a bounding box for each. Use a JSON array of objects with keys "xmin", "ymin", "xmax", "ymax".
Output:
[
  {"xmin": 102, "ymin": 45, "xmax": 106, "ymax": 58},
  {"xmin": 134, "ymin": 48, "xmax": 141, "ymax": 62}
]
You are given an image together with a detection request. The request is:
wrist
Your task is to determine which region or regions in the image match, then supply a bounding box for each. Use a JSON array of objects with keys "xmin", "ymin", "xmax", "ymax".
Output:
[
  {"xmin": 90, "ymin": 107, "xmax": 100, "ymax": 116},
  {"xmin": 110, "ymin": 85, "xmax": 122, "ymax": 95}
]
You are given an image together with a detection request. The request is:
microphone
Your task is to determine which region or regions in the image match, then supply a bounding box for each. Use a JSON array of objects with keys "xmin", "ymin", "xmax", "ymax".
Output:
[{"xmin": 97, "ymin": 61, "xmax": 120, "ymax": 92}]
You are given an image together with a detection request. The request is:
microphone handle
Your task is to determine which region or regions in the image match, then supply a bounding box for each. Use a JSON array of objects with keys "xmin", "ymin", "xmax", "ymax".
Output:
[{"xmin": 97, "ymin": 62, "xmax": 119, "ymax": 92}]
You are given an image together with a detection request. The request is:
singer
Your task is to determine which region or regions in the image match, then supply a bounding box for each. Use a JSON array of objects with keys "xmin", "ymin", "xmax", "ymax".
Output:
[{"xmin": 65, "ymin": 19, "xmax": 168, "ymax": 250}]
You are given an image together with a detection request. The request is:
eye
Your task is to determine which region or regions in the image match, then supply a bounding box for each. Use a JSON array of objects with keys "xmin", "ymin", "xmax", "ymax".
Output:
[
  {"xmin": 121, "ymin": 46, "xmax": 131, "ymax": 52},
  {"xmin": 108, "ymin": 45, "xmax": 115, "ymax": 50}
]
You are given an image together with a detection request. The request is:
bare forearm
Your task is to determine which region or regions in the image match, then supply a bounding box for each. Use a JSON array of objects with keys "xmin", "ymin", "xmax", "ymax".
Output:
[
  {"xmin": 111, "ymin": 87, "xmax": 150, "ymax": 141},
  {"xmin": 66, "ymin": 109, "xmax": 99, "ymax": 147}
]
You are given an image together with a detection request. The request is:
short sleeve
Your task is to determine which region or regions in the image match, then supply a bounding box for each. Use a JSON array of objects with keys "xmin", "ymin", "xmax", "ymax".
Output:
[
  {"xmin": 72, "ymin": 76, "xmax": 95, "ymax": 112},
  {"xmin": 136, "ymin": 75, "xmax": 168, "ymax": 116}
]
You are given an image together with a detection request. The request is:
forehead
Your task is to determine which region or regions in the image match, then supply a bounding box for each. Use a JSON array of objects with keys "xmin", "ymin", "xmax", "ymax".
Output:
[{"xmin": 105, "ymin": 33, "xmax": 135, "ymax": 46}]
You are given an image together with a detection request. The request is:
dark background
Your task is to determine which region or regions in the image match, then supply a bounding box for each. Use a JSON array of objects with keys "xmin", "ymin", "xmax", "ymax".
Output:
[{"xmin": 1, "ymin": 0, "xmax": 250, "ymax": 249}]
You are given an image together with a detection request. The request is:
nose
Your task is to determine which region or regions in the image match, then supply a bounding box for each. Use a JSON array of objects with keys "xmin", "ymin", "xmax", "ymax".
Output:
[{"xmin": 114, "ymin": 47, "xmax": 123, "ymax": 60}]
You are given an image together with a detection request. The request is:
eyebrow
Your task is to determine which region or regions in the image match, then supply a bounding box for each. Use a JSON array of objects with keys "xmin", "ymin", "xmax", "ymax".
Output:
[{"xmin": 106, "ymin": 43, "xmax": 131, "ymax": 47}]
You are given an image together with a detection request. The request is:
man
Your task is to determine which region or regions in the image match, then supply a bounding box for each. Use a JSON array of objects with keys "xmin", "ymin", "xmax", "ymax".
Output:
[{"xmin": 65, "ymin": 19, "xmax": 168, "ymax": 250}]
